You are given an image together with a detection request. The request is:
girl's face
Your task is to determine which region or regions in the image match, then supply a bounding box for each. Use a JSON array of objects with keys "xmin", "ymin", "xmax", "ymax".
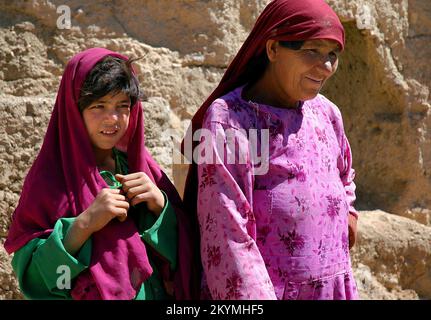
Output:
[
  {"xmin": 266, "ymin": 39, "xmax": 340, "ymax": 106},
  {"xmin": 82, "ymin": 91, "xmax": 131, "ymax": 152}
]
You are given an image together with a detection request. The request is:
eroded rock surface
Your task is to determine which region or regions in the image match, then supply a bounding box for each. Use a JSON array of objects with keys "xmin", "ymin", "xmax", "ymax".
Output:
[{"xmin": 0, "ymin": 0, "xmax": 429, "ymax": 299}]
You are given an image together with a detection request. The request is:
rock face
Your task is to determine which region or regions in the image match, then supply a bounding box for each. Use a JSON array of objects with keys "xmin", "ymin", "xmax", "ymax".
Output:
[
  {"xmin": 351, "ymin": 211, "xmax": 431, "ymax": 299},
  {"xmin": 0, "ymin": 239, "xmax": 22, "ymax": 299},
  {"xmin": 0, "ymin": 0, "xmax": 430, "ymax": 300},
  {"xmin": 323, "ymin": 0, "xmax": 431, "ymax": 217}
]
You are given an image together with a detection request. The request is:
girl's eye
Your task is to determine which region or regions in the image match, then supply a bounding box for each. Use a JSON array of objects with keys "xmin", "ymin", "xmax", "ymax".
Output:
[
  {"xmin": 118, "ymin": 104, "xmax": 130, "ymax": 109},
  {"xmin": 90, "ymin": 104, "xmax": 104, "ymax": 109}
]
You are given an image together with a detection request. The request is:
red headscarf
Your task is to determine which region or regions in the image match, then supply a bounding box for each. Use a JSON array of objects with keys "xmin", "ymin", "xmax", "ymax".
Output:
[
  {"xmin": 5, "ymin": 48, "xmax": 199, "ymax": 300},
  {"xmin": 189, "ymin": 0, "xmax": 344, "ymax": 132},
  {"xmin": 182, "ymin": 0, "xmax": 345, "ymax": 272}
]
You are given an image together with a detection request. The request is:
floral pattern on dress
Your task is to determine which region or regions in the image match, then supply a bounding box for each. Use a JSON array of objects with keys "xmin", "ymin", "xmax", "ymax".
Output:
[
  {"xmin": 197, "ymin": 87, "xmax": 359, "ymax": 300},
  {"xmin": 199, "ymin": 165, "xmax": 217, "ymax": 189},
  {"xmin": 278, "ymin": 229, "xmax": 306, "ymax": 256},
  {"xmin": 207, "ymin": 245, "xmax": 222, "ymax": 270},
  {"xmin": 326, "ymin": 195, "xmax": 342, "ymax": 219},
  {"xmin": 225, "ymin": 273, "xmax": 243, "ymax": 299}
]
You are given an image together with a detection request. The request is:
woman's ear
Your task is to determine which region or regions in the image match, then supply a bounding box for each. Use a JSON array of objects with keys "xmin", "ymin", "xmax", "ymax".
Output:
[{"xmin": 266, "ymin": 39, "xmax": 278, "ymax": 62}]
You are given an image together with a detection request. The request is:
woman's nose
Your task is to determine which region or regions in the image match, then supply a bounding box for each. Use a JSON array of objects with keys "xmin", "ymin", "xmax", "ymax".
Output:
[
  {"xmin": 317, "ymin": 58, "xmax": 334, "ymax": 75},
  {"xmin": 324, "ymin": 60, "xmax": 333, "ymax": 72}
]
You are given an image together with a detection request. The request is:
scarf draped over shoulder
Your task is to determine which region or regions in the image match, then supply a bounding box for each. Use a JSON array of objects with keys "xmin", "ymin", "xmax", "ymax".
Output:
[{"xmin": 5, "ymin": 48, "xmax": 199, "ymax": 300}]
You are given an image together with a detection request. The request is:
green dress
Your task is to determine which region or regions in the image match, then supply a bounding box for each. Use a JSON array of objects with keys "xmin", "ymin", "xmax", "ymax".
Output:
[{"xmin": 11, "ymin": 148, "xmax": 177, "ymax": 300}]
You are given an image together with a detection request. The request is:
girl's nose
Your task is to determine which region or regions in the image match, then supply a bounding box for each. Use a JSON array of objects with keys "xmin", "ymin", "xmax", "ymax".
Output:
[{"xmin": 104, "ymin": 110, "xmax": 119, "ymax": 122}]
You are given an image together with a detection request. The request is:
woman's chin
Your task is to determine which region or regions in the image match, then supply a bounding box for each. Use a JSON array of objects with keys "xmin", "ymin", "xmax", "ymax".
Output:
[{"xmin": 300, "ymin": 91, "xmax": 320, "ymax": 102}]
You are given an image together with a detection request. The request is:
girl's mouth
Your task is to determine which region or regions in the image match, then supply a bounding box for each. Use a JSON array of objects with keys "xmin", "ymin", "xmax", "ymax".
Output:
[{"xmin": 100, "ymin": 128, "xmax": 119, "ymax": 136}]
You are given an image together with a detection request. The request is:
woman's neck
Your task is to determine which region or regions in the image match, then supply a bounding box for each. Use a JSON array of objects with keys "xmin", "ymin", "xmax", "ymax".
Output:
[{"xmin": 243, "ymin": 70, "xmax": 299, "ymax": 109}]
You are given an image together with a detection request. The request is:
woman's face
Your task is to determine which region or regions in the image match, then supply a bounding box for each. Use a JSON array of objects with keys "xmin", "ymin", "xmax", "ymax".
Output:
[
  {"xmin": 82, "ymin": 91, "xmax": 131, "ymax": 152},
  {"xmin": 266, "ymin": 39, "xmax": 340, "ymax": 106}
]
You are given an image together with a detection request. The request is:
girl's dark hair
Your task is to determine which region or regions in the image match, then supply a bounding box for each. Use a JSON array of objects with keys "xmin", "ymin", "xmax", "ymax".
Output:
[{"xmin": 78, "ymin": 56, "xmax": 145, "ymax": 112}]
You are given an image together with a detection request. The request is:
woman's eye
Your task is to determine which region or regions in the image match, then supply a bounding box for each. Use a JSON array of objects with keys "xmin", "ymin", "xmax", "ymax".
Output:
[
  {"xmin": 91, "ymin": 105, "xmax": 104, "ymax": 109},
  {"xmin": 303, "ymin": 49, "xmax": 320, "ymax": 57},
  {"xmin": 329, "ymin": 52, "xmax": 338, "ymax": 62}
]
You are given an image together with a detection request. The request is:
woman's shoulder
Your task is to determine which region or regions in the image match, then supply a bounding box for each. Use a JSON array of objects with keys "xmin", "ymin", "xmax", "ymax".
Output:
[
  {"xmin": 203, "ymin": 87, "xmax": 252, "ymax": 130},
  {"xmin": 309, "ymin": 94, "xmax": 344, "ymax": 121},
  {"xmin": 308, "ymin": 94, "xmax": 347, "ymax": 138}
]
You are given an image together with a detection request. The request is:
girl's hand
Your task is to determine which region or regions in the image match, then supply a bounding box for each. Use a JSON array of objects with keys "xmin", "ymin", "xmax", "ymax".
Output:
[
  {"xmin": 64, "ymin": 188, "xmax": 129, "ymax": 256},
  {"xmin": 78, "ymin": 188, "xmax": 130, "ymax": 233},
  {"xmin": 115, "ymin": 172, "xmax": 165, "ymax": 216},
  {"xmin": 348, "ymin": 213, "xmax": 358, "ymax": 249}
]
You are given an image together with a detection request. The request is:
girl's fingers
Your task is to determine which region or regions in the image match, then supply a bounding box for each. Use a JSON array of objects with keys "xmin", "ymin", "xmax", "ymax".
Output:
[
  {"xmin": 113, "ymin": 199, "xmax": 130, "ymax": 210},
  {"xmin": 117, "ymin": 215, "xmax": 127, "ymax": 222},
  {"xmin": 119, "ymin": 172, "xmax": 149, "ymax": 181},
  {"xmin": 112, "ymin": 193, "xmax": 127, "ymax": 201},
  {"xmin": 130, "ymin": 192, "xmax": 152, "ymax": 206},
  {"xmin": 114, "ymin": 207, "xmax": 128, "ymax": 222},
  {"xmin": 115, "ymin": 174, "xmax": 125, "ymax": 182},
  {"xmin": 106, "ymin": 188, "xmax": 121, "ymax": 194},
  {"xmin": 126, "ymin": 185, "xmax": 150, "ymax": 200},
  {"xmin": 121, "ymin": 179, "xmax": 144, "ymax": 193},
  {"xmin": 116, "ymin": 173, "xmax": 151, "ymax": 192}
]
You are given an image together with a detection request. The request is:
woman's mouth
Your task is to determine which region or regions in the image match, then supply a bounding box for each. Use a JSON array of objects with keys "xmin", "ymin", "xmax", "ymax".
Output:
[{"xmin": 305, "ymin": 76, "xmax": 323, "ymax": 84}]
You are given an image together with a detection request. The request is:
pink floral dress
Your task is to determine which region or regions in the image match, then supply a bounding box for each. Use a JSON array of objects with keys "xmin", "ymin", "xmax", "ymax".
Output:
[{"xmin": 197, "ymin": 86, "xmax": 359, "ymax": 300}]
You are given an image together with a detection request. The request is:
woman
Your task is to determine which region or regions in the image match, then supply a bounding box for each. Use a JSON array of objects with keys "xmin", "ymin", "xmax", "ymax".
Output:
[{"xmin": 184, "ymin": 0, "xmax": 359, "ymax": 300}]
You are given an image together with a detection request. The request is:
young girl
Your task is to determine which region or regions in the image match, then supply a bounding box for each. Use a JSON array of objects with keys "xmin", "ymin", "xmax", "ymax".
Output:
[
  {"xmin": 184, "ymin": 0, "xmax": 359, "ymax": 299},
  {"xmin": 4, "ymin": 48, "xmax": 199, "ymax": 300}
]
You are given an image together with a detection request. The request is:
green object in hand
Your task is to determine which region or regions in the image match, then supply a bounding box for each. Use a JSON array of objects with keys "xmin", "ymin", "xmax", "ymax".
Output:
[{"xmin": 100, "ymin": 171, "xmax": 122, "ymax": 189}]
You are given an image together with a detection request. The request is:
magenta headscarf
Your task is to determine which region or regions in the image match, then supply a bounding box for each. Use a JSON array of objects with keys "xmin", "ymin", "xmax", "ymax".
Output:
[
  {"xmin": 5, "ymin": 48, "xmax": 199, "ymax": 300},
  {"xmin": 182, "ymin": 0, "xmax": 345, "ymax": 266}
]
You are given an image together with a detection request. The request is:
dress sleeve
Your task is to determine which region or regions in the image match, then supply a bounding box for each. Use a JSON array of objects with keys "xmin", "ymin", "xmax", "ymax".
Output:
[
  {"xmin": 136, "ymin": 191, "xmax": 178, "ymax": 271},
  {"xmin": 197, "ymin": 117, "xmax": 276, "ymax": 300},
  {"xmin": 339, "ymin": 133, "xmax": 358, "ymax": 218},
  {"xmin": 11, "ymin": 217, "xmax": 92, "ymax": 299}
]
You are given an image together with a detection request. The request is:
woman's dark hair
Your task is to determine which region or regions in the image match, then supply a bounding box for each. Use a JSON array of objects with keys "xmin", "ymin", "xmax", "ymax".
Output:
[
  {"xmin": 278, "ymin": 40, "xmax": 304, "ymax": 50},
  {"xmin": 78, "ymin": 56, "xmax": 145, "ymax": 112}
]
